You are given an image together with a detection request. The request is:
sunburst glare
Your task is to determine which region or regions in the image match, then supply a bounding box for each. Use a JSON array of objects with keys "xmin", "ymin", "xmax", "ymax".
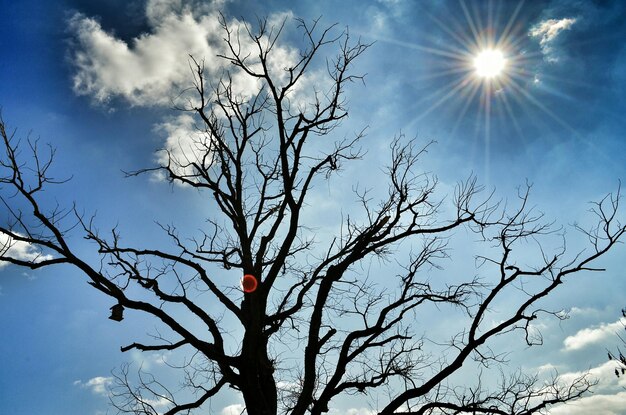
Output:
[
  {"xmin": 365, "ymin": 0, "xmax": 590, "ymax": 184},
  {"xmin": 474, "ymin": 49, "xmax": 506, "ymax": 78}
]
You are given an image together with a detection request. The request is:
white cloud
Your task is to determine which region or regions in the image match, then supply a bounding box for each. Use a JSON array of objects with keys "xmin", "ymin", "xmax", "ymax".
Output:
[
  {"xmin": 548, "ymin": 361, "xmax": 626, "ymax": 415},
  {"xmin": 68, "ymin": 3, "xmax": 324, "ymax": 182},
  {"xmin": 68, "ymin": 9, "xmax": 225, "ymax": 107},
  {"xmin": 557, "ymin": 361, "xmax": 626, "ymax": 393},
  {"xmin": 145, "ymin": 0, "xmax": 185, "ymax": 26},
  {"xmin": 563, "ymin": 320, "xmax": 625, "ymax": 351},
  {"xmin": 529, "ymin": 18, "xmax": 577, "ymax": 62},
  {"xmin": 536, "ymin": 363, "xmax": 559, "ymax": 374},
  {"xmin": 220, "ymin": 404, "xmax": 378, "ymax": 415},
  {"xmin": 151, "ymin": 351, "xmax": 171, "ymax": 366},
  {"xmin": 75, "ymin": 376, "xmax": 114, "ymax": 396},
  {"xmin": 329, "ymin": 408, "xmax": 377, "ymax": 415},
  {"xmin": 549, "ymin": 392, "xmax": 626, "ymax": 415},
  {"xmin": 549, "ymin": 361, "xmax": 626, "ymax": 414},
  {"xmin": 568, "ymin": 306, "xmax": 601, "ymax": 317},
  {"xmin": 139, "ymin": 396, "xmax": 171, "ymax": 409},
  {"xmin": 68, "ymin": 4, "xmax": 300, "ymax": 109},
  {"xmin": 145, "ymin": 0, "xmax": 231, "ymax": 26},
  {"xmin": 276, "ymin": 380, "xmax": 299, "ymax": 391},
  {"xmin": 0, "ymin": 232, "xmax": 54, "ymax": 269},
  {"xmin": 76, "ymin": 374, "xmax": 171, "ymax": 413},
  {"xmin": 346, "ymin": 409, "xmax": 377, "ymax": 415},
  {"xmin": 221, "ymin": 403, "xmax": 246, "ymax": 415},
  {"xmin": 153, "ymin": 113, "xmax": 212, "ymax": 180}
]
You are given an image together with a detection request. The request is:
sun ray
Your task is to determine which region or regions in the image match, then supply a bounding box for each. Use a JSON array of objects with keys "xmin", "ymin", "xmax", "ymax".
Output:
[
  {"xmin": 507, "ymin": 80, "xmax": 618, "ymax": 168},
  {"xmin": 483, "ymin": 80, "xmax": 492, "ymax": 182},
  {"xmin": 426, "ymin": 10, "xmax": 479, "ymax": 53},
  {"xmin": 404, "ymin": 43, "xmax": 469, "ymax": 61},
  {"xmin": 498, "ymin": 87, "xmax": 528, "ymax": 145},
  {"xmin": 529, "ymin": 70, "xmax": 599, "ymax": 89},
  {"xmin": 380, "ymin": 0, "xmax": 616, "ymax": 181},
  {"xmin": 507, "ymin": 80, "xmax": 579, "ymax": 135},
  {"xmin": 416, "ymin": 79, "xmax": 474, "ymax": 121},
  {"xmin": 404, "ymin": 75, "xmax": 476, "ymax": 130},
  {"xmin": 460, "ymin": 0, "xmax": 484, "ymax": 50},
  {"xmin": 410, "ymin": 66, "xmax": 472, "ymax": 83},
  {"xmin": 487, "ymin": 0, "xmax": 495, "ymax": 33},
  {"xmin": 449, "ymin": 79, "xmax": 483, "ymax": 139},
  {"xmin": 496, "ymin": 0, "xmax": 525, "ymax": 49},
  {"xmin": 364, "ymin": 33, "xmax": 470, "ymax": 61}
]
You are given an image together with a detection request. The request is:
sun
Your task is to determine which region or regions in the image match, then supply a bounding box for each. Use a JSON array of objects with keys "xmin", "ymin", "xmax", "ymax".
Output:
[
  {"xmin": 372, "ymin": 0, "xmax": 583, "ymax": 182},
  {"xmin": 474, "ymin": 49, "xmax": 506, "ymax": 78}
]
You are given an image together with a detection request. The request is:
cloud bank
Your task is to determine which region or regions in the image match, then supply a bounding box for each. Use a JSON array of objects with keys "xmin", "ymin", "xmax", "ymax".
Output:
[
  {"xmin": 221, "ymin": 403, "xmax": 246, "ymax": 415},
  {"xmin": 549, "ymin": 361, "xmax": 626, "ymax": 414},
  {"xmin": 68, "ymin": 8, "xmax": 224, "ymax": 107},
  {"xmin": 68, "ymin": 0, "xmax": 313, "ymax": 179},
  {"xmin": 563, "ymin": 319, "xmax": 625, "ymax": 351},
  {"xmin": 220, "ymin": 405, "xmax": 378, "ymax": 415},
  {"xmin": 68, "ymin": 1, "xmax": 300, "ymax": 108}
]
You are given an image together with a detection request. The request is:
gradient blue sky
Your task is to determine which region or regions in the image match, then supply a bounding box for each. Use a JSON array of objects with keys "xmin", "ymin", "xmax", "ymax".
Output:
[{"xmin": 1, "ymin": 0, "xmax": 626, "ymax": 414}]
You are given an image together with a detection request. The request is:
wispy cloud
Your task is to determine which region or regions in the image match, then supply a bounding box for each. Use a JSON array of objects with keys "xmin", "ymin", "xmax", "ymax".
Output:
[
  {"xmin": 152, "ymin": 113, "xmax": 210, "ymax": 180},
  {"xmin": 0, "ymin": 232, "xmax": 54, "ymax": 269},
  {"xmin": 74, "ymin": 376, "xmax": 114, "ymax": 396},
  {"xmin": 549, "ymin": 391, "xmax": 626, "ymax": 415},
  {"xmin": 328, "ymin": 408, "xmax": 378, "ymax": 415},
  {"xmin": 563, "ymin": 319, "xmax": 625, "ymax": 351},
  {"xmin": 557, "ymin": 360, "xmax": 626, "ymax": 392},
  {"xmin": 126, "ymin": 348, "xmax": 172, "ymax": 371},
  {"xmin": 138, "ymin": 396, "xmax": 171, "ymax": 410},
  {"xmin": 529, "ymin": 17, "xmax": 577, "ymax": 62},
  {"xmin": 344, "ymin": 409, "xmax": 377, "ymax": 415},
  {"xmin": 568, "ymin": 306, "xmax": 601, "ymax": 317},
  {"xmin": 221, "ymin": 403, "xmax": 246, "ymax": 415},
  {"xmin": 220, "ymin": 402, "xmax": 378, "ymax": 415},
  {"xmin": 549, "ymin": 361, "xmax": 626, "ymax": 414}
]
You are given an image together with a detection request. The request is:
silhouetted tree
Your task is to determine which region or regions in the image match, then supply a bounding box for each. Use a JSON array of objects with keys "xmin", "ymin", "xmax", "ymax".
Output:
[
  {"xmin": 608, "ymin": 308, "xmax": 626, "ymax": 378},
  {"xmin": 2, "ymin": 16, "xmax": 625, "ymax": 415}
]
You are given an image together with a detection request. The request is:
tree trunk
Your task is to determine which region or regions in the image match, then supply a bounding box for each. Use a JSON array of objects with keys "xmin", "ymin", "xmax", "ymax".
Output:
[
  {"xmin": 240, "ymin": 289, "xmax": 277, "ymax": 415},
  {"xmin": 239, "ymin": 348, "xmax": 277, "ymax": 415}
]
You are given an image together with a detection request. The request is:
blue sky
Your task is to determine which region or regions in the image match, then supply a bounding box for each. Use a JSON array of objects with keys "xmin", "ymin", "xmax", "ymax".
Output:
[{"xmin": 1, "ymin": 0, "xmax": 626, "ymax": 414}]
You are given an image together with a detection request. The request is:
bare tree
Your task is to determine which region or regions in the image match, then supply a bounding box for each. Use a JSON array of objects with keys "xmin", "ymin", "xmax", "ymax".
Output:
[
  {"xmin": 608, "ymin": 308, "xmax": 626, "ymax": 378},
  {"xmin": 1, "ymin": 16, "xmax": 625, "ymax": 415}
]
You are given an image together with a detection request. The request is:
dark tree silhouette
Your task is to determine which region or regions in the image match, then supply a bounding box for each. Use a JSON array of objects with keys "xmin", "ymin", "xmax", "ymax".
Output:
[
  {"xmin": 608, "ymin": 308, "xmax": 626, "ymax": 378},
  {"xmin": 1, "ymin": 16, "xmax": 625, "ymax": 415}
]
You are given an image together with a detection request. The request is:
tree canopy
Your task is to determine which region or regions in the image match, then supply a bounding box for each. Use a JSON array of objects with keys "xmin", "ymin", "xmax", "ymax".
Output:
[{"xmin": 1, "ymin": 15, "xmax": 625, "ymax": 415}]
